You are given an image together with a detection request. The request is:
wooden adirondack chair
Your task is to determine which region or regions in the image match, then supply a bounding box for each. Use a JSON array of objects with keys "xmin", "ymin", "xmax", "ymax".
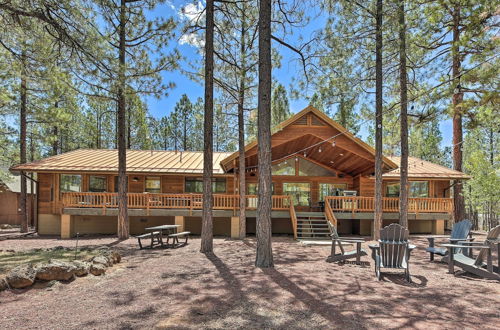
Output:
[
  {"xmin": 426, "ymin": 219, "xmax": 473, "ymax": 261},
  {"xmin": 327, "ymin": 221, "xmax": 366, "ymax": 264},
  {"xmin": 442, "ymin": 225, "xmax": 500, "ymax": 280},
  {"xmin": 369, "ymin": 223, "xmax": 416, "ymax": 282}
]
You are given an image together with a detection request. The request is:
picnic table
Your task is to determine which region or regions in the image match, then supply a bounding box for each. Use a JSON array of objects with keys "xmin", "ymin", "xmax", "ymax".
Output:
[{"xmin": 145, "ymin": 224, "xmax": 180, "ymax": 247}]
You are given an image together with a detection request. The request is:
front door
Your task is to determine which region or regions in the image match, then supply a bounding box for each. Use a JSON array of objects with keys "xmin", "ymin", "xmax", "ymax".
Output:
[{"xmin": 283, "ymin": 182, "xmax": 311, "ymax": 211}]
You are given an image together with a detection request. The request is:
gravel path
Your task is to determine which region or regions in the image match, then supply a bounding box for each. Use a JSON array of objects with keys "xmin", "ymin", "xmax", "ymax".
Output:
[{"xmin": 0, "ymin": 236, "xmax": 498, "ymax": 329}]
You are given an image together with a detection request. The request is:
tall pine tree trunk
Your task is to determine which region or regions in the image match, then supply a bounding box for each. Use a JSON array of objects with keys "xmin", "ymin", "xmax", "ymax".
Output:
[
  {"xmin": 398, "ymin": 0, "xmax": 408, "ymax": 228},
  {"xmin": 373, "ymin": 0, "xmax": 384, "ymax": 240},
  {"xmin": 238, "ymin": 2, "xmax": 247, "ymax": 239},
  {"xmin": 117, "ymin": 0, "xmax": 129, "ymax": 239},
  {"xmin": 255, "ymin": 0, "xmax": 273, "ymax": 268},
  {"xmin": 451, "ymin": 4, "xmax": 464, "ymax": 223},
  {"xmin": 52, "ymin": 101, "xmax": 59, "ymax": 155},
  {"xmin": 200, "ymin": 0, "xmax": 214, "ymax": 253},
  {"xmin": 20, "ymin": 50, "xmax": 28, "ymax": 233}
]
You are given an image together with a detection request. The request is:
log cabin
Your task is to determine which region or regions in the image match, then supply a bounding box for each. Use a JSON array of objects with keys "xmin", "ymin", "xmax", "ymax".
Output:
[{"xmin": 10, "ymin": 106, "xmax": 469, "ymax": 239}]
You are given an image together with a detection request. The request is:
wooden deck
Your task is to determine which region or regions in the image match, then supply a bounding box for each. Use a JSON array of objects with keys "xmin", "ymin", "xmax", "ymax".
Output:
[{"xmin": 325, "ymin": 196, "xmax": 453, "ymax": 214}]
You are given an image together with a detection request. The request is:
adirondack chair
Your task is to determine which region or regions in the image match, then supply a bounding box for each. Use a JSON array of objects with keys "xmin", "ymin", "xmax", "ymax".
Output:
[
  {"xmin": 442, "ymin": 225, "xmax": 500, "ymax": 280},
  {"xmin": 426, "ymin": 219, "xmax": 473, "ymax": 261},
  {"xmin": 369, "ymin": 223, "xmax": 416, "ymax": 282},
  {"xmin": 327, "ymin": 221, "xmax": 366, "ymax": 264}
]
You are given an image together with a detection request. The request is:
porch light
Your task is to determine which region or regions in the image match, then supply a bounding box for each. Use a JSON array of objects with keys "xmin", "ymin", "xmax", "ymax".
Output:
[
  {"xmin": 132, "ymin": 177, "xmax": 139, "ymax": 182},
  {"xmin": 319, "ymin": 147, "xmax": 322, "ymax": 153},
  {"xmin": 331, "ymin": 141, "xmax": 336, "ymax": 147},
  {"xmin": 340, "ymin": 153, "xmax": 344, "ymax": 156},
  {"xmin": 303, "ymin": 152, "xmax": 306, "ymax": 157}
]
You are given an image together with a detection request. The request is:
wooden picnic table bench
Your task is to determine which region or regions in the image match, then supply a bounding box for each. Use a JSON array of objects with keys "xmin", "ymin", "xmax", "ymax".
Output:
[
  {"xmin": 136, "ymin": 231, "xmax": 162, "ymax": 249},
  {"xmin": 166, "ymin": 231, "xmax": 191, "ymax": 247},
  {"xmin": 139, "ymin": 224, "xmax": 180, "ymax": 248}
]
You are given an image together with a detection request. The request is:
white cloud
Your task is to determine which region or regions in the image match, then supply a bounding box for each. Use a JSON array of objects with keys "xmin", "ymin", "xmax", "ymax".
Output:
[{"xmin": 178, "ymin": 1, "xmax": 205, "ymax": 48}]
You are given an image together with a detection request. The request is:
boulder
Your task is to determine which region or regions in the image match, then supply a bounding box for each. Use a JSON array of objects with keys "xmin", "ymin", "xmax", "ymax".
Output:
[
  {"xmin": 90, "ymin": 263, "xmax": 107, "ymax": 276},
  {"xmin": 6, "ymin": 264, "xmax": 36, "ymax": 289},
  {"xmin": 101, "ymin": 250, "xmax": 121, "ymax": 264},
  {"xmin": 35, "ymin": 260, "xmax": 76, "ymax": 281},
  {"xmin": 0, "ymin": 275, "xmax": 8, "ymax": 291},
  {"xmin": 72, "ymin": 261, "xmax": 90, "ymax": 277},
  {"xmin": 92, "ymin": 255, "xmax": 113, "ymax": 267}
]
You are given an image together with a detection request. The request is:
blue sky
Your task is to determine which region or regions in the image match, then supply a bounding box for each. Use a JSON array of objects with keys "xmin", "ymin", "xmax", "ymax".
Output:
[{"xmin": 145, "ymin": 1, "xmax": 453, "ymax": 148}]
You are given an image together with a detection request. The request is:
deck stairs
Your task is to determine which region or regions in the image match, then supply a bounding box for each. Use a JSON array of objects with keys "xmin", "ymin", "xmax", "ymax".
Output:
[{"xmin": 296, "ymin": 212, "xmax": 331, "ymax": 240}]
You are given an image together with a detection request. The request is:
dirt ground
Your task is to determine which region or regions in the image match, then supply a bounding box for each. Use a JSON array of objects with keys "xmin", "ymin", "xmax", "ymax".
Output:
[{"xmin": 0, "ymin": 235, "xmax": 498, "ymax": 330}]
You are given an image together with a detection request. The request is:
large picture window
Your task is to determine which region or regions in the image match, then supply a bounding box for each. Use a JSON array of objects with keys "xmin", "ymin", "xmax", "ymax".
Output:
[
  {"xmin": 60, "ymin": 174, "xmax": 82, "ymax": 193},
  {"xmin": 145, "ymin": 177, "xmax": 161, "ymax": 193},
  {"xmin": 89, "ymin": 176, "xmax": 107, "ymax": 192},
  {"xmin": 247, "ymin": 183, "xmax": 274, "ymax": 195},
  {"xmin": 283, "ymin": 182, "xmax": 310, "ymax": 206},
  {"xmin": 319, "ymin": 183, "xmax": 347, "ymax": 201},
  {"xmin": 185, "ymin": 177, "xmax": 226, "ymax": 193},
  {"xmin": 386, "ymin": 181, "xmax": 429, "ymax": 198}
]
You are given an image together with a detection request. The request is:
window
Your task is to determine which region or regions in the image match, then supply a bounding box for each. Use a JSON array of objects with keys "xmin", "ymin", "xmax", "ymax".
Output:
[
  {"xmin": 386, "ymin": 181, "xmax": 429, "ymax": 198},
  {"xmin": 145, "ymin": 177, "xmax": 161, "ymax": 193},
  {"xmin": 60, "ymin": 174, "xmax": 82, "ymax": 193},
  {"xmin": 247, "ymin": 183, "xmax": 274, "ymax": 195},
  {"xmin": 89, "ymin": 176, "xmax": 107, "ymax": 192},
  {"xmin": 386, "ymin": 183, "xmax": 400, "ymax": 197},
  {"xmin": 114, "ymin": 176, "xmax": 128, "ymax": 192},
  {"xmin": 185, "ymin": 177, "xmax": 226, "ymax": 193},
  {"xmin": 410, "ymin": 181, "xmax": 429, "ymax": 198},
  {"xmin": 319, "ymin": 183, "xmax": 347, "ymax": 201},
  {"xmin": 283, "ymin": 183, "xmax": 310, "ymax": 206},
  {"xmin": 298, "ymin": 158, "xmax": 336, "ymax": 177},
  {"xmin": 272, "ymin": 159, "xmax": 295, "ymax": 175}
]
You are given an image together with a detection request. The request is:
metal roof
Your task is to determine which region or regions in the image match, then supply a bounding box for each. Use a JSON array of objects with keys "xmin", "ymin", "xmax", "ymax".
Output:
[
  {"xmin": 10, "ymin": 149, "xmax": 233, "ymax": 175},
  {"xmin": 384, "ymin": 156, "xmax": 470, "ymax": 179}
]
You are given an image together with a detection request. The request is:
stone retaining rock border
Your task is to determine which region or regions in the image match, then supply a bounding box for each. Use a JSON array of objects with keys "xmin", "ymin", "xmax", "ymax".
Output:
[{"xmin": 0, "ymin": 247, "xmax": 121, "ymax": 291}]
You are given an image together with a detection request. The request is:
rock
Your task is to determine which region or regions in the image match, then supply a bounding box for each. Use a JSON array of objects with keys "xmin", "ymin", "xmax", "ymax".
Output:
[
  {"xmin": 72, "ymin": 261, "xmax": 90, "ymax": 277},
  {"xmin": 92, "ymin": 255, "xmax": 113, "ymax": 267},
  {"xmin": 101, "ymin": 250, "xmax": 121, "ymax": 264},
  {"xmin": 35, "ymin": 260, "xmax": 76, "ymax": 281},
  {"xmin": 0, "ymin": 224, "xmax": 12, "ymax": 229},
  {"xmin": 6, "ymin": 264, "xmax": 36, "ymax": 289},
  {"xmin": 0, "ymin": 275, "xmax": 8, "ymax": 291},
  {"xmin": 90, "ymin": 263, "xmax": 107, "ymax": 276}
]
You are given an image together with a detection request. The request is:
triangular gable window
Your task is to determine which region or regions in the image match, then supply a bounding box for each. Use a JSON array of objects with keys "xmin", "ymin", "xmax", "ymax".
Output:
[
  {"xmin": 298, "ymin": 158, "xmax": 336, "ymax": 177},
  {"xmin": 271, "ymin": 158, "xmax": 295, "ymax": 175},
  {"xmin": 271, "ymin": 157, "xmax": 336, "ymax": 177}
]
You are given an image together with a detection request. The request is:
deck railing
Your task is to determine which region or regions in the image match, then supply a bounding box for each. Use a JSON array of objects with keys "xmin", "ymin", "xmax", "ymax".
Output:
[
  {"xmin": 62, "ymin": 192, "xmax": 291, "ymax": 213},
  {"xmin": 325, "ymin": 196, "xmax": 453, "ymax": 214},
  {"xmin": 62, "ymin": 193, "xmax": 453, "ymax": 215}
]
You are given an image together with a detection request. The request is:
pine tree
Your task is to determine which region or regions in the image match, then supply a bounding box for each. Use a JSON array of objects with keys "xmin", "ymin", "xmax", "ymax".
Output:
[
  {"xmin": 256, "ymin": 0, "xmax": 274, "ymax": 268},
  {"xmin": 271, "ymin": 83, "xmax": 292, "ymax": 128}
]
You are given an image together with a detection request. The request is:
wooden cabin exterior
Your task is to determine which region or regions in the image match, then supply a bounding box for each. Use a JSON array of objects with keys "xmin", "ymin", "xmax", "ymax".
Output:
[
  {"xmin": 0, "ymin": 174, "xmax": 35, "ymax": 226},
  {"xmin": 10, "ymin": 106, "xmax": 469, "ymax": 238}
]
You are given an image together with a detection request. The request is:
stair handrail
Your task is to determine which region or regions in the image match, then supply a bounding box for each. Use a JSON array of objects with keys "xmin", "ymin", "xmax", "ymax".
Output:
[
  {"xmin": 324, "ymin": 198, "xmax": 338, "ymax": 229},
  {"xmin": 288, "ymin": 196, "xmax": 298, "ymax": 239}
]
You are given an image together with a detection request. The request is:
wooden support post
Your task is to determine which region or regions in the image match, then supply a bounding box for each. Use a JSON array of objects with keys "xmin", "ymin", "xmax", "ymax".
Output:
[
  {"xmin": 231, "ymin": 216, "xmax": 240, "ymax": 239},
  {"xmin": 61, "ymin": 214, "xmax": 71, "ymax": 239},
  {"xmin": 432, "ymin": 219, "xmax": 445, "ymax": 235},
  {"xmin": 175, "ymin": 216, "xmax": 185, "ymax": 233}
]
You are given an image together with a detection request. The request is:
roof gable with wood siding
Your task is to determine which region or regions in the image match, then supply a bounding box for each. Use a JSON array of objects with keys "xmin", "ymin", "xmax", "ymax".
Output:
[{"xmin": 220, "ymin": 105, "xmax": 398, "ymax": 176}]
